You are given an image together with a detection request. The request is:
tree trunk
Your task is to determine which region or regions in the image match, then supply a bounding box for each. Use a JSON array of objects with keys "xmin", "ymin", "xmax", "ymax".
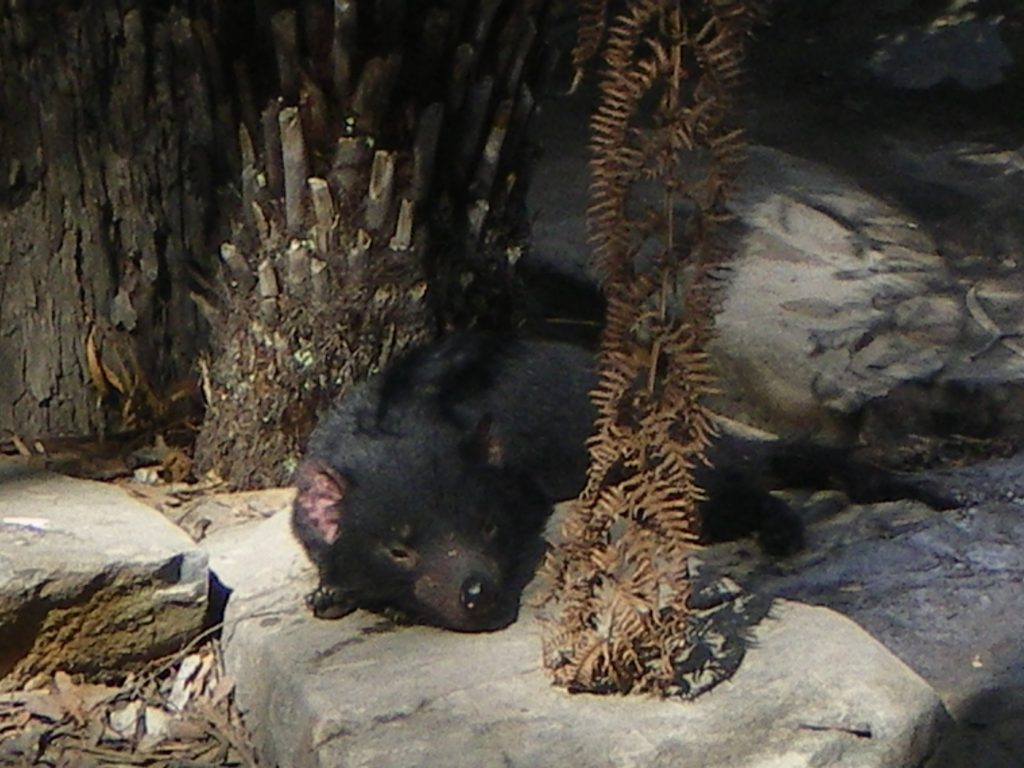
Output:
[
  {"xmin": 0, "ymin": 0, "xmax": 554, "ymax": 488},
  {"xmin": 0, "ymin": 4, "xmax": 226, "ymax": 440}
]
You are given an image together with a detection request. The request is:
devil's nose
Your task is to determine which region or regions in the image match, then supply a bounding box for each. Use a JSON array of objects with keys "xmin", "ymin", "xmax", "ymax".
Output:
[{"xmin": 460, "ymin": 573, "xmax": 498, "ymax": 613}]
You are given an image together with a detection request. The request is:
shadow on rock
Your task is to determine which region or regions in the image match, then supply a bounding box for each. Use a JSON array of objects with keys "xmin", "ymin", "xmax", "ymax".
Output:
[
  {"xmin": 672, "ymin": 570, "xmax": 775, "ymax": 700},
  {"xmin": 925, "ymin": 682, "xmax": 1024, "ymax": 768}
]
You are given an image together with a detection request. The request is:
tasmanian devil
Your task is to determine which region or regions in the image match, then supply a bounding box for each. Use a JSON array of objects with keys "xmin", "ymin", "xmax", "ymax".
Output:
[
  {"xmin": 292, "ymin": 334, "xmax": 595, "ymax": 631},
  {"xmin": 292, "ymin": 332, "xmax": 952, "ymax": 631}
]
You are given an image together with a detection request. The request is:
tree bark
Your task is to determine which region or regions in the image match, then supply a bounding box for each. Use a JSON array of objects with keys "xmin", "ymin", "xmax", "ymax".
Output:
[{"xmin": 0, "ymin": 4, "xmax": 226, "ymax": 439}]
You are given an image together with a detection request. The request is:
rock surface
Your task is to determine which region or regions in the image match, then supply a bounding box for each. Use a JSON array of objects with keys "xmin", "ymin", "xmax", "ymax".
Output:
[
  {"xmin": 714, "ymin": 145, "xmax": 959, "ymax": 437},
  {"xmin": 0, "ymin": 464, "xmax": 208, "ymax": 691},
  {"xmin": 698, "ymin": 474, "xmax": 1024, "ymax": 768},
  {"xmin": 700, "ymin": 486, "xmax": 1024, "ymax": 704},
  {"xmin": 866, "ymin": 17, "xmax": 1014, "ymax": 91},
  {"xmin": 207, "ymin": 508, "xmax": 948, "ymax": 768}
]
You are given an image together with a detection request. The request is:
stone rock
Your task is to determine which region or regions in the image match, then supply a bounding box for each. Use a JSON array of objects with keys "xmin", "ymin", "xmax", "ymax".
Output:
[
  {"xmin": 0, "ymin": 464, "xmax": 208, "ymax": 691},
  {"xmin": 167, "ymin": 486, "xmax": 294, "ymax": 542},
  {"xmin": 866, "ymin": 18, "xmax": 1014, "ymax": 91},
  {"xmin": 207, "ymin": 509, "xmax": 948, "ymax": 768},
  {"xmin": 708, "ymin": 146, "xmax": 963, "ymax": 438},
  {"xmin": 697, "ymin": 483, "xmax": 1024, "ymax": 715}
]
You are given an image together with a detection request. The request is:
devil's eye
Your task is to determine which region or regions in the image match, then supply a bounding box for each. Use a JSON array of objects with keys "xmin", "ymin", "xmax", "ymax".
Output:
[
  {"xmin": 387, "ymin": 545, "xmax": 411, "ymax": 562},
  {"xmin": 382, "ymin": 523, "xmax": 416, "ymax": 565}
]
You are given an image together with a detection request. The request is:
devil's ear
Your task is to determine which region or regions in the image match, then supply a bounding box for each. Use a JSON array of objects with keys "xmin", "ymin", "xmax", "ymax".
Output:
[
  {"xmin": 292, "ymin": 460, "xmax": 350, "ymax": 552},
  {"xmin": 462, "ymin": 414, "xmax": 505, "ymax": 467}
]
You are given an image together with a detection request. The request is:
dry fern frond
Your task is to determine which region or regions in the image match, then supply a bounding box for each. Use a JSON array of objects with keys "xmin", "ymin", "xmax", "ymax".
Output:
[
  {"xmin": 542, "ymin": 0, "xmax": 762, "ymax": 697},
  {"xmin": 571, "ymin": 0, "xmax": 611, "ymax": 89}
]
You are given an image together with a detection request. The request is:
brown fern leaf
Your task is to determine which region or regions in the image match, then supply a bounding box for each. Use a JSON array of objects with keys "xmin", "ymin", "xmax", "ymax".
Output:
[
  {"xmin": 545, "ymin": 0, "xmax": 759, "ymax": 699},
  {"xmin": 540, "ymin": 621, "xmax": 579, "ymax": 671},
  {"xmin": 588, "ymin": 2, "xmax": 667, "ymax": 280},
  {"xmin": 571, "ymin": 0, "xmax": 611, "ymax": 87},
  {"xmin": 571, "ymin": 642, "xmax": 611, "ymax": 687}
]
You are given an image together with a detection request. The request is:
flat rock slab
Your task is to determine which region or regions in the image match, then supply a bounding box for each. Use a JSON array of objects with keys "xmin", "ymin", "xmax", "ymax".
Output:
[
  {"xmin": 0, "ymin": 464, "xmax": 208, "ymax": 690},
  {"xmin": 209, "ymin": 510, "xmax": 949, "ymax": 768}
]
